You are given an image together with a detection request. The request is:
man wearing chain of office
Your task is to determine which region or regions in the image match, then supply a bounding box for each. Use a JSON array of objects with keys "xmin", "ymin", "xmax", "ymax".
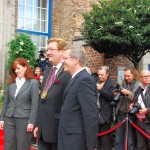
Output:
[{"xmin": 115, "ymin": 67, "xmax": 141, "ymax": 150}]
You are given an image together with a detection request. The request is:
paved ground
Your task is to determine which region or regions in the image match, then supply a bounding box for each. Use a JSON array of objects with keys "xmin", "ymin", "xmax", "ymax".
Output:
[{"xmin": 31, "ymin": 144, "xmax": 39, "ymax": 150}]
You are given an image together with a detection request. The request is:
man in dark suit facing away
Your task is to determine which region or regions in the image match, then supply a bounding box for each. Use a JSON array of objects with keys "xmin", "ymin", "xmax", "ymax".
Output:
[
  {"xmin": 58, "ymin": 46, "xmax": 99, "ymax": 150},
  {"xmin": 34, "ymin": 38, "xmax": 71, "ymax": 150}
]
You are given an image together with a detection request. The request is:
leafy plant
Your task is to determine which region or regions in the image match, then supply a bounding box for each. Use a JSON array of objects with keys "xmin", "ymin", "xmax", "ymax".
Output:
[
  {"xmin": 0, "ymin": 93, "xmax": 5, "ymax": 103},
  {"xmin": 81, "ymin": 0, "xmax": 150, "ymax": 68},
  {"xmin": 7, "ymin": 33, "xmax": 37, "ymax": 70}
]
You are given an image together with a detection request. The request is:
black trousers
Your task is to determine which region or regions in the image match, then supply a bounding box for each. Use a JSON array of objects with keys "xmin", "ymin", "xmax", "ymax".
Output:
[
  {"xmin": 98, "ymin": 123, "xmax": 112, "ymax": 150},
  {"xmin": 136, "ymin": 121, "xmax": 150, "ymax": 150},
  {"xmin": 38, "ymin": 134, "xmax": 57, "ymax": 150}
]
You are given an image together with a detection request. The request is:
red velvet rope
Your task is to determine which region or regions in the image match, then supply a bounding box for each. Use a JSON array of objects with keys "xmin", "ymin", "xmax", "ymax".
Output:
[
  {"xmin": 129, "ymin": 119, "xmax": 150, "ymax": 140},
  {"xmin": 98, "ymin": 119, "xmax": 126, "ymax": 136},
  {"xmin": 98, "ymin": 117, "xmax": 150, "ymax": 140}
]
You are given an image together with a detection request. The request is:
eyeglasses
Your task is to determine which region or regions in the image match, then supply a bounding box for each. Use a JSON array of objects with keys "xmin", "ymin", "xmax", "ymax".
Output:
[
  {"xmin": 46, "ymin": 48, "xmax": 58, "ymax": 52},
  {"xmin": 63, "ymin": 57, "xmax": 75, "ymax": 60},
  {"xmin": 141, "ymin": 75, "xmax": 150, "ymax": 78}
]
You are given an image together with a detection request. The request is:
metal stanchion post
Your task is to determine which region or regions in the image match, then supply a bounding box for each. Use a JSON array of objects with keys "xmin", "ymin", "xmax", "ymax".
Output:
[{"xmin": 124, "ymin": 115, "xmax": 128, "ymax": 150}]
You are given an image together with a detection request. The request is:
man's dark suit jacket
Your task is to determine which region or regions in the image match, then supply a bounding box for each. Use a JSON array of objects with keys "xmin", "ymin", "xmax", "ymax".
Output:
[
  {"xmin": 36, "ymin": 66, "xmax": 71, "ymax": 143},
  {"xmin": 134, "ymin": 84, "xmax": 150, "ymax": 123},
  {"xmin": 58, "ymin": 69, "xmax": 99, "ymax": 150},
  {"xmin": 98, "ymin": 77, "xmax": 115, "ymax": 123}
]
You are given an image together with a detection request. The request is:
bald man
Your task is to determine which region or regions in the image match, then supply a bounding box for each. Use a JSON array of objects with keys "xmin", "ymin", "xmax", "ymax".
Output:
[{"xmin": 132, "ymin": 70, "xmax": 150, "ymax": 150}]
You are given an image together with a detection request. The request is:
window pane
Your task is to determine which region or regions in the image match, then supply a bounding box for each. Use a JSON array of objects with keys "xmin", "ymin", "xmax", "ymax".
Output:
[
  {"xmin": 41, "ymin": 9, "xmax": 47, "ymax": 20},
  {"xmin": 33, "ymin": 0, "xmax": 40, "ymax": 7},
  {"xmin": 26, "ymin": 0, "xmax": 32, "ymax": 6},
  {"xmin": 41, "ymin": 0, "xmax": 47, "ymax": 8},
  {"xmin": 40, "ymin": 35, "xmax": 47, "ymax": 47},
  {"xmin": 33, "ymin": 7, "xmax": 38, "ymax": 19},
  {"xmin": 33, "ymin": 20, "xmax": 40, "ymax": 31},
  {"xmin": 31, "ymin": 34, "xmax": 48, "ymax": 51},
  {"xmin": 18, "ymin": 0, "xmax": 24, "ymax": 4},
  {"xmin": 18, "ymin": 5, "xmax": 24, "ymax": 17},
  {"xmin": 32, "ymin": 34, "xmax": 40, "ymax": 47},
  {"xmin": 24, "ymin": 19, "xmax": 32, "ymax": 30},
  {"xmin": 18, "ymin": 18, "xmax": 24, "ymax": 29},
  {"xmin": 41, "ymin": 21, "xmax": 47, "ymax": 32},
  {"xmin": 38, "ymin": 8, "xmax": 41, "ymax": 19},
  {"xmin": 25, "ymin": 6, "xmax": 32, "ymax": 18},
  {"xmin": 33, "ymin": 7, "xmax": 40, "ymax": 19}
]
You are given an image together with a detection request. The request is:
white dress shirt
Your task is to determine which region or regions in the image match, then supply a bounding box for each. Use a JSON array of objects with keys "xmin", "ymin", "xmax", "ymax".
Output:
[{"xmin": 15, "ymin": 77, "xmax": 26, "ymax": 97}]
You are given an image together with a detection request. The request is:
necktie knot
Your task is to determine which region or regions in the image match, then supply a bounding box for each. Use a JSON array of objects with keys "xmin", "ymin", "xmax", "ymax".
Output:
[{"xmin": 53, "ymin": 66, "xmax": 57, "ymax": 71}]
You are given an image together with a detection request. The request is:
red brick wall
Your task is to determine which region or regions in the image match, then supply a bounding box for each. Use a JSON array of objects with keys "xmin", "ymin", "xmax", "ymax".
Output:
[
  {"xmin": 84, "ymin": 45, "xmax": 133, "ymax": 81},
  {"xmin": 105, "ymin": 56, "xmax": 133, "ymax": 81},
  {"xmin": 83, "ymin": 45, "xmax": 104, "ymax": 74}
]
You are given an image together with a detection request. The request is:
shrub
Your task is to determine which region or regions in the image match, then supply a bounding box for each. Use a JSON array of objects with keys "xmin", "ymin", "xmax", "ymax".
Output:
[{"xmin": 7, "ymin": 33, "xmax": 37, "ymax": 70}]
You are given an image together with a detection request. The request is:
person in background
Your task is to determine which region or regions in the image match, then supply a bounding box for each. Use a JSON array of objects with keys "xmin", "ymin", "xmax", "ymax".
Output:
[
  {"xmin": 32, "ymin": 66, "xmax": 43, "ymax": 145},
  {"xmin": 96, "ymin": 66, "xmax": 115, "ymax": 150},
  {"xmin": 131, "ymin": 70, "xmax": 150, "ymax": 150},
  {"xmin": 34, "ymin": 38, "xmax": 71, "ymax": 150},
  {"xmin": 91, "ymin": 72, "xmax": 99, "ymax": 83},
  {"xmin": 0, "ymin": 58, "xmax": 39, "ymax": 150},
  {"xmin": 115, "ymin": 67, "xmax": 141, "ymax": 150},
  {"xmin": 58, "ymin": 46, "xmax": 99, "ymax": 150},
  {"xmin": 34, "ymin": 67, "xmax": 43, "ymax": 80},
  {"xmin": 39, "ymin": 75, "xmax": 44, "ymax": 94},
  {"xmin": 35, "ymin": 49, "xmax": 52, "ymax": 72}
]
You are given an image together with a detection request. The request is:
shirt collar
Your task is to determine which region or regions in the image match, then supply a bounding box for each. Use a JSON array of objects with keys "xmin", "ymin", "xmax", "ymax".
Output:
[
  {"xmin": 72, "ymin": 68, "xmax": 85, "ymax": 79},
  {"xmin": 15, "ymin": 77, "xmax": 26, "ymax": 84},
  {"xmin": 54, "ymin": 63, "xmax": 62, "ymax": 70}
]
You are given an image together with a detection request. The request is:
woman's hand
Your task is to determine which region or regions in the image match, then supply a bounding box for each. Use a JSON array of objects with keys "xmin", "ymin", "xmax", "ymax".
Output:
[
  {"xmin": 27, "ymin": 124, "xmax": 34, "ymax": 132},
  {"xmin": 34, "ymin": 127, "xmax": 38, "ymax": 138},
  {"xmin": 0, "ymin": 121, "xmax": 4, "ymax": 130}
]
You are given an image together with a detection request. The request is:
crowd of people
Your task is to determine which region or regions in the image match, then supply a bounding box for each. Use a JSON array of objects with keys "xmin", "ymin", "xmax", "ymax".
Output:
[{"xmin": 0, "ymin": 37, "xmax": 150, "ymax": 150}]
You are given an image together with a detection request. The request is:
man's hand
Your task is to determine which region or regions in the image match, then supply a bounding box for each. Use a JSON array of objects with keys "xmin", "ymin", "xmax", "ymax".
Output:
[
  {"xmin": 96, "ymin": 83, "xmax": 104, "ymax": 90},
  {"xmin": 34, "ymin": 127, "xmax": 38, "ymax": 138},
  {"xmin": 139, "ymin": 108, "xmax": 148, "ymax": 115},
  {"xmin": 121, "ymin": 88, "xmax": 130, "ymax": 96},
  {"xmin": 27, "ymin": 124, "xmax": 34, "ymax": 132}
]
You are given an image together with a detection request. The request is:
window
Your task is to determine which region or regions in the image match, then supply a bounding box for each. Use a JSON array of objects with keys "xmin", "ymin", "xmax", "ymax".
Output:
[{"xmin": 17, "ymin": 0, "xmax": 52, "ymax": 52}]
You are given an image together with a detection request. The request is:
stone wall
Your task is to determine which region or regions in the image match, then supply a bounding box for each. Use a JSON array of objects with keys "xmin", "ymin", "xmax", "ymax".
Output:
[{"xmin": 0, "ymin": 0, "xmax": 16, "ymax": 87}]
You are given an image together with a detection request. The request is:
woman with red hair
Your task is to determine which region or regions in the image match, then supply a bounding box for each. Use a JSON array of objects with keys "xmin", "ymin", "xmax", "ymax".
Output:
[{"xmin": 0, "ymin": 58, "xmax": 39, "ymax": 150}]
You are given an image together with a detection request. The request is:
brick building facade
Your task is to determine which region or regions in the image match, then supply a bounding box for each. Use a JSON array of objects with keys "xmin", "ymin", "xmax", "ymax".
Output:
[{"xmin": 0, "ymin": 0, "xmax": 149, "ymax": 87}]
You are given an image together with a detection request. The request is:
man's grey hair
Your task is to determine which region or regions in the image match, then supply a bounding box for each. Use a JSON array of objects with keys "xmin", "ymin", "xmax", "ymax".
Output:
[
  {"xmin": 65, "ymin": 45, "xmax": 87, "ymax": 67},
  {"xmin": 98, "ymin": 65, "xmax": 110, "ymax": 74}
]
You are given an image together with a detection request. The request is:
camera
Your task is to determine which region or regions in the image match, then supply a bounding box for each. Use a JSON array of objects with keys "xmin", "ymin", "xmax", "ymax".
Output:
[
  {"xmin": 128, "ymin": 86, "xmax": 144, "ymax": 115},
  {"xmin": 113, "ymin": 83, "xmax": 123, "ymax": 102},
  {"xmin": 129, "ymin": 102, "xmax": 141, "ymax": 115}
]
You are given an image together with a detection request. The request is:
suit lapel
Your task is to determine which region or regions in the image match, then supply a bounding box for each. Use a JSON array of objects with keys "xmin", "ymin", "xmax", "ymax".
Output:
[
  {"xmin": 63, "ymin": 69, "xmax": 86, "ymax": 100},
  {"xmin": 16, "ymin": 80, "xmax": 30, "ymax": 98},
  {"xmin": 145, "ymin": 84, "xmax": 150, "ymax": 97},
  {"xmin": 63, "ymin": 77, "xmax": 75, "ymax": 99},
  {"xmin": 10, "ymin": 83, "xmax": 17, "ymax": 97}
]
